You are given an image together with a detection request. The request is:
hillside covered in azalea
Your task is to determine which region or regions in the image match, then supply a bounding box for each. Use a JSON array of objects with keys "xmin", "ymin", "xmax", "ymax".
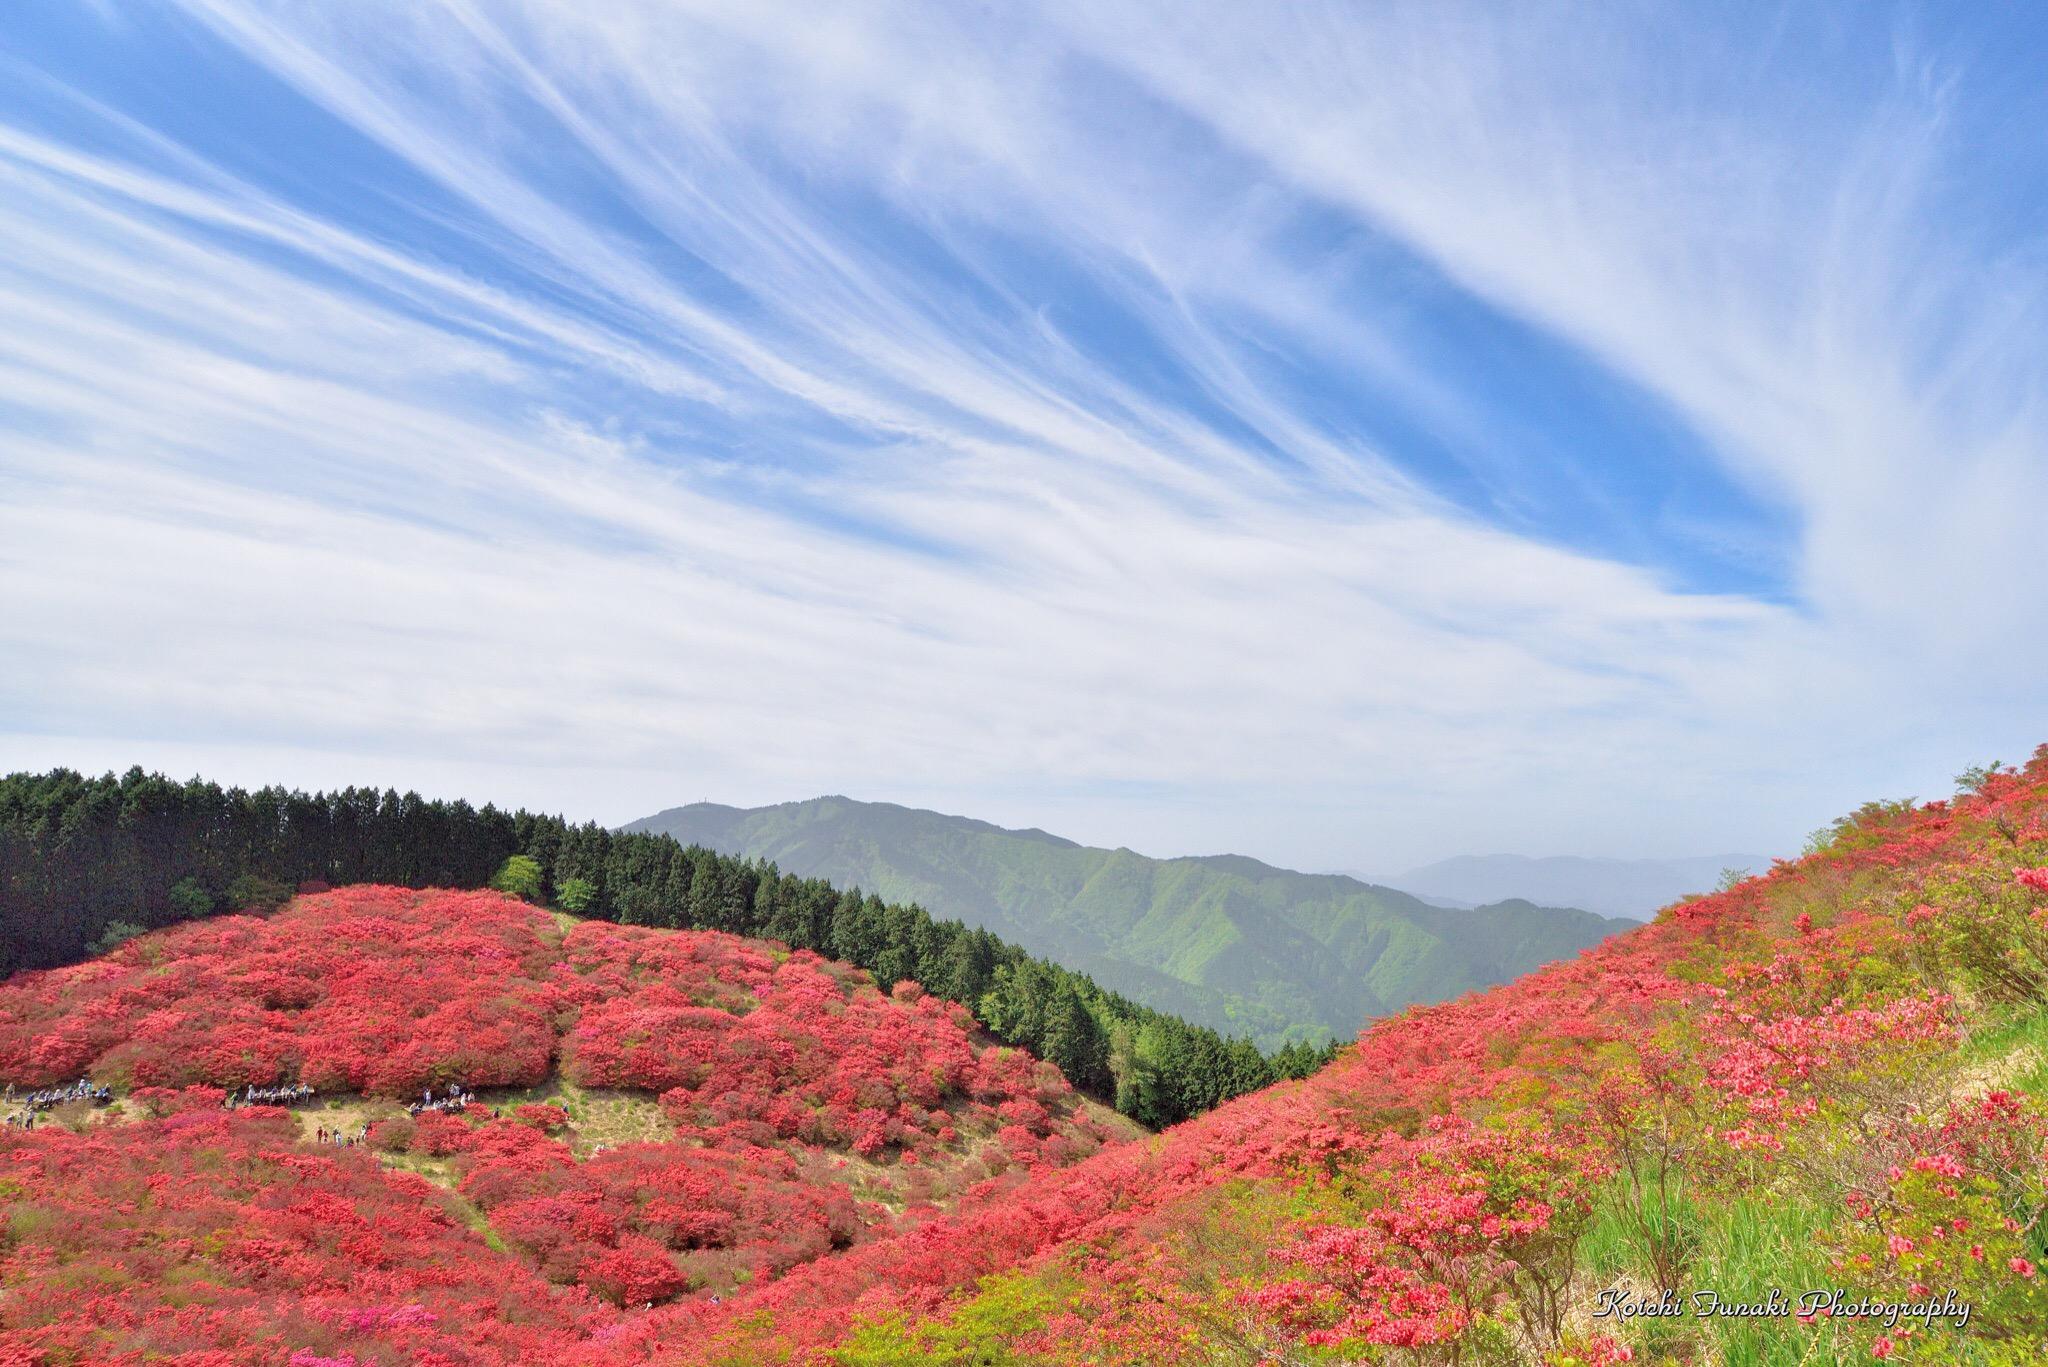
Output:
[
  {"xmin": 7, "ymin": 747, "xmax": 2048, "ymax": 1364},
  {"xmin": 0, "ymin": 887, "xmax": 1132, "ymax": 1363},
  {"xmin": 596, "ymin": 748, "xmax": 2048, "ymax": 1366},
  {"xmin": 0, "ymin": 769, "xmax": 1333, "ymax": 1129}
]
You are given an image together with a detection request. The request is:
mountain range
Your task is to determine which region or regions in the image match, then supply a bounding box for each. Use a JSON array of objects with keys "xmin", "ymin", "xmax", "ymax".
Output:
[
  {"xmin": 623, "ymin": 797, "xmax": 1632, "ymax": 1048},
  {"xmin": 1376, "ymin": 851, "xmax": 1772, "ymax": 920}
]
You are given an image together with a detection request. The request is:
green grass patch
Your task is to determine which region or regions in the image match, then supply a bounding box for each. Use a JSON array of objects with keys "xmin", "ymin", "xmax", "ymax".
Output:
[
  {"xmin": 1580, "ymin": 1178, "xmax": 1852, "ymax": 1366},
  {"xmin": 1957, "ymin": 1000, "xmax": 2048, "ymax": 1097},
  {"xmin": 837, "ymin": 1270, "xmax": 1061, "ymax": 1366}
]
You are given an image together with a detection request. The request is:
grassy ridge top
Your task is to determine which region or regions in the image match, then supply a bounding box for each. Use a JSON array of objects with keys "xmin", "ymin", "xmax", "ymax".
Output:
[{"xmin": 627, "ymin": 796, "xmax": 1628, "ymax": 1047}]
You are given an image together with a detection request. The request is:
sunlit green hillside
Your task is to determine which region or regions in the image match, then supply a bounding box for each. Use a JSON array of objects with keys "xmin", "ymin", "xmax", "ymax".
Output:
[{"xmin": 627, "ymin": 797, "xmax": 1626, "ymax": 1047}]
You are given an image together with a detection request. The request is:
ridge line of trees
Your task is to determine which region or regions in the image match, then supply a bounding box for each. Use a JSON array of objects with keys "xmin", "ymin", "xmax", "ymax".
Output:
[{"xmin": 0, "ymin": 768, "xmax": 1335, "ymax": 1127}]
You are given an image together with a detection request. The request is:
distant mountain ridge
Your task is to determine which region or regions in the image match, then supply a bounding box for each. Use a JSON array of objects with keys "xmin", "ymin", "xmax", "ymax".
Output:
[
  {"xmin": 623, "ymin": 797, "xmax": 1631, "ymax": 1048},
  {"xmin": 1380, "ymin": 851, "xmax": 1772, "ymax": 921}
]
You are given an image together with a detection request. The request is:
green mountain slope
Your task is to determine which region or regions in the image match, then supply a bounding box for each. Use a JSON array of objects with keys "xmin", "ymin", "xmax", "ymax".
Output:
[{"xmin": 623, "ymin": 797, "xmax": 1628, "ymax": 1048}]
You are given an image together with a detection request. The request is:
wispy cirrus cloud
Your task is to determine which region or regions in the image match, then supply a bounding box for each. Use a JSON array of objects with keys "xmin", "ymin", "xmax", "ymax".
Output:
[{"xmin": 1, "ymin": 1, "xmax": 2041, "ymax": 868}]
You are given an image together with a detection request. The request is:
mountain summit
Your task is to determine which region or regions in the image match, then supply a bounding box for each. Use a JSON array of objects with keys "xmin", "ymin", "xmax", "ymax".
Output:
[{"xmin": 624, "ymin": 797, "xmax": 1629, "ymax": 1047}]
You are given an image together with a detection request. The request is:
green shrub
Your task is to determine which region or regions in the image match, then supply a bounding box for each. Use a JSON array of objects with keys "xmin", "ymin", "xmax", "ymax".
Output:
[
  {"xmin": 489, "ymin": 854, "xmax": 544, "ymax": 903},
  {"xmin": 167, "ymin": 876, "xmax": 214, "ymax": 921},
  {"xmin": 89, "ymin": 921, "xmax": 147, "ymax": 955},
  {"xmin": 225, "ymin": 872, "xmax": 292, "ymax": 911}
]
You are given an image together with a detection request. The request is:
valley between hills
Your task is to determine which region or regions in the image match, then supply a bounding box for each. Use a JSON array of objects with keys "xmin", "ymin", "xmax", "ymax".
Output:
[{"xmin": 627, "ymin": 796, "xmax": 1634, "ymax": 1049}]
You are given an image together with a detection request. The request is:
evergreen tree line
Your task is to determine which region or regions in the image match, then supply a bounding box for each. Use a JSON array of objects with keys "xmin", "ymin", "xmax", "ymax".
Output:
[{"xmin": 0, "ymin": 768, "xmax": 1336, "ymax": 1127}]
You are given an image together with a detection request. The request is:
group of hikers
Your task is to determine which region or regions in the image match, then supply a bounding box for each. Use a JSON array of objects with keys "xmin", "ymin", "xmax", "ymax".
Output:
[
  {"xmin": 1, "ymin": 1075, "xmax": 492, "ymax": 1140},
  {"xmin": 223, "ymin": 1082, "xmax": 316, "ymax": 1110},
  {"xmin": 406, "ymin": 1083, "xmax": 475, "ymax": 1117},
  {"xmin": 3, "ymin": 1078, "xmax": 112, "ymax": 1128},
  {"xmin": 2, "ymin": 1082, "xmax": 112, "ymax": 1131},
  {"xmin": 313, "ymin": 1123, "xmax": 372, "ymax": 1147}
]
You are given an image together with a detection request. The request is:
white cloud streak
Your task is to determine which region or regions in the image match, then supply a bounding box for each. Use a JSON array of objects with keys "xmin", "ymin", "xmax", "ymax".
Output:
[{"xmin": 2, "ymin": 1, "xmax": 2041, "ymax": 867}]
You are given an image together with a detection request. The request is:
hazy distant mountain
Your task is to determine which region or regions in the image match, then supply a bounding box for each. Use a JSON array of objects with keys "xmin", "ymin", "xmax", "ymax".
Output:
[
  {"xmin": 1381, "ymin": 852, "xmax": 1772, "ymax": 921},
  {"xmin": 623, "ymin": 797, "xmax": 1630, "ymax": 1049}
]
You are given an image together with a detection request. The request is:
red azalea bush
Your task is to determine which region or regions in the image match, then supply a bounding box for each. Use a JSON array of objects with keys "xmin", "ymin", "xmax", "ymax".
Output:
[
  {"xmin": 515, "ymin": 1102, "xmax": 572, "ymax": 1131},
  {"xmin": 1245, "ymin": 1114, "xmax": 1608, "ymax": 1352},
  {"xmin": 1812, "ymin": 1089, "xmax": 2048, "ymax": 1357}
]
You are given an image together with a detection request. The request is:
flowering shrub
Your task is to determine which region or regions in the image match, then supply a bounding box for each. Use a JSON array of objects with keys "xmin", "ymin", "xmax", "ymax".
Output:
[
  {"xmin": 515, "ymin": 1101, "xmax": 572, "ymax": 1131},
  {"xmin": 1244, "ymin": 1116, "xmax": 1607, "ymax": 1354},
  {"xmin": 1548, "ymin": 1335, "xmax": 1635, "ymax": 1366},
  {"xmin": 1900, "ymin": 862, "xmax": 2048, "ymax": 1005},
  {"xmin": 1697, "ymin": 985, "xmax": 1955, "ymax": 1148},
  {"xmin": 1810, "ymin": 1091, "xmax": 2048, "ymax": 1360}
]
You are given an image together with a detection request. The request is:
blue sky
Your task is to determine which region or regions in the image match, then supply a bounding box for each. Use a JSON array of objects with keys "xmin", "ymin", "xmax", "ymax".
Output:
[{"xmin": 3, "ymin": 1, "xmax": 2045, "ymax": 870}]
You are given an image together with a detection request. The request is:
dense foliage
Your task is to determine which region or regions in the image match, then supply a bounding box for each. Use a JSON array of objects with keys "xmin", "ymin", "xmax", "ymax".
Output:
[
  {"xmin": 0, "ymin": 886, "xmax": 558, "ymax": 1094},
  {"xmin": 629, "ymin": 796, "xmax": 1627, "ymax": 1048},
  {"xmin": 0, "ymin": 887, "xmax": 1129, "ymax": 1361},
  {"xmin": 0, "ymin": 769, "xmax": 1330, "ymax": 1126}
]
